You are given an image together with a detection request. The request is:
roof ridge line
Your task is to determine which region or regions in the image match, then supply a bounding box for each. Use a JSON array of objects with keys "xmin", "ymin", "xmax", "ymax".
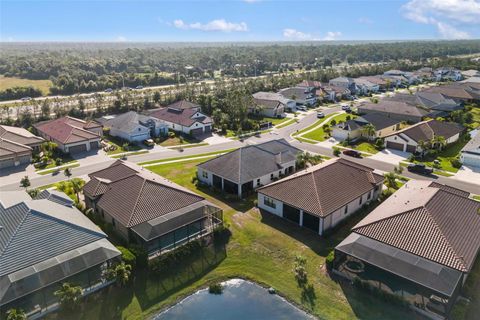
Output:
[
  {"xmin": 128, "ymin": 177, "xmax": 148, "ymax": 227},
  {"xmin": 309, "ymin": 170, "xmax": 323, "ymax": 215},
  {"xmin": 0, "ymin": 205, "xmax": 30, "ymax": 257},
  {"xmin": 353, "ymin": 205, "xmax": 426, "ymax": 232}
]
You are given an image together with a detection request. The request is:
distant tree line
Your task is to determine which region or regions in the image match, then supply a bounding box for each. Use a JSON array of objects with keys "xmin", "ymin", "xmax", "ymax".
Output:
[
  {"xmin": 1, "ymin": 40, "xmax": 479, "ymax": 96},
  {"xmin": 0, "ymin": 86, "xmax": 42, "ymax": 101}
]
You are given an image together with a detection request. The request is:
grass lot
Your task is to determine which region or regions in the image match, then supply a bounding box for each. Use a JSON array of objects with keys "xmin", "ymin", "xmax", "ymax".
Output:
[
  {"xmin": 104, "ymin": 135, "xmax": 142, "ymax": 155},
  {"xmin": 0, "ymin": 75, "xmax": 53, "ymax": 95},
  {"xmin": 49, "ymin": 159, "xmax": 426, "ymax": 320},
  {"xmin": 301, "ymin": 113, "xmax": 352, "ymax": 142},
  {"xmin": 473, "ymin": 195, "xmax": 480, "ymax": 201},
  {"xmin": 37, "ymin": 163, "xmax": 80, "ymax": 175},
  {"xmin": 346, "ymin": 141, "xmax": 379, "ymax": 154},
  {"xmin": 413, "ymin": 137, "xmax": 470, "ymax": 173},
  {"xmin": 470, "ymin": 107, "xmax": 480, "ymax": 129},
  {"xmin": 158, "ymin": 135, "xmax": 200, "ymax": 147},
  {"xmin": 34, "ymin": 155, "xmax": 77, "ymax": 171},
  {"xmin": 137, "ymin": 148, "xmax": 238, "ymax": 166}
]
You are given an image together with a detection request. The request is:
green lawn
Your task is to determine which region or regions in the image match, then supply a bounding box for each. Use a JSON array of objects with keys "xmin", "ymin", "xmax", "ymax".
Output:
[
  {"xmin": 138, "ymin": 148, "xmax": 238, "ymax": 166},
  {"xmin": 347, "ymin": 141, "xmax": 379, "ymax": 154},
  {"xmin": 158, "ymin": 135, "xmax": 200, "ymax": 147},
  {"xmin": 302, "ymin": 113, "xmax": 353, "ymax": 142},
  {"xmin": 49, "ymin": 159, "xmax": 423, "ymax": 320},
  {"xmin": 104, "ymin": 135, "xmax": 142, "ymax": 155},
  {"xmin": 34, "ymin": 154, "xmax": 77, "ymax": 172},
  {"xmin": 473, "ymin": 195, "xmax": 480, "ymax": 201},
  {"xmin": 470, "ymin": 106, "xmax": 480, "ymax": 129},
  {"xmin": 275, "ymin": 118, "xmax": 297, "ymax": 129},
  {"xmin": 0, "ymin": 75, "xmax": 53, "ymax": 95},
  {"xmin": 38, "ymin": 178, "xmax": 85, "ymax": 201},
  {"xmin": 414, "ymin": 137, "xmax": 470, "ymax": 173},
  {"xmin": 37, "ymin": 163, "xmax": 80, "ymax": 175}
]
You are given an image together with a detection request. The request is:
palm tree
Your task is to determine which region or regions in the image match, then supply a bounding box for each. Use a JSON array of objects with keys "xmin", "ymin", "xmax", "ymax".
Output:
[
  {"xmin": 64, "ymin": 167, "xmax": 72, "ymax": 179},
  {"xmin": 54, "ymin": 282, "xmax": 82, "ymax": 310},
  {"xmin": 296, "ymin": 152, "xmax": 323, "ymax": 169},
  {"xmin": 432, "ymin": 135, "xmax": 446, "ymax": 151},
  {"xmin": 384, "ymin": 172, "xmax": 398, "ymax": 190},
  {"xmin": 70, "ymin": 178, "xmax": 82, "ymax": 203},
  {"xmin": 6, "ymin": 308, "xmax": 26, "ymax": 320},
  {"xmin": 105, "ymin": 262, "xmax": 132, "ymax": 287},
  {"xmin": 361, "ymin": 123, "xmax": 376, "ymax": 141}
]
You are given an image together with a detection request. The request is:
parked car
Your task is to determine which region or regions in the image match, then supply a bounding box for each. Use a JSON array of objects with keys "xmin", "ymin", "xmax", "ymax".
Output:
[
  {"xmin": 341, "ymin": 104, "xmax": 351, "ymax": 111},
  {"xmin": 297, "ymin": 105, "xmax": 307, "ymax": 111},
  {"xmin": 20, "ymin": 97, "xmax": 32, "ymax": 101},
  {"xmin": 144, "ymin": 139, "xmax": 155, "ymax": 147},
  {"xmin": 343, "ymin": 150, "xmax": 362, "ymax": 158},
  {"xmin": 407, "ymin": 163, "xmax": 433, "ymax": 175},
  {"xmin": 104, "ymin": 88, "xmax": 113, "ymax": 93},
  {"xmin": 317, "ymin": 112, "xmax": 325, "ymax": 118},
  {"xmin": 135, "ymin": 85, "xmax": 144, "ymax": 90}
]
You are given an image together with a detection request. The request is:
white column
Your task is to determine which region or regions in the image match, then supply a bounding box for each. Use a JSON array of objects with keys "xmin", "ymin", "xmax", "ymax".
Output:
[
  {"xmin": 319, "ymin": 218, "xmax": 324, "ymax": 236},
  {"xmin": 299, "ymin": 210, "xmax": 304, "ymax": 226}
]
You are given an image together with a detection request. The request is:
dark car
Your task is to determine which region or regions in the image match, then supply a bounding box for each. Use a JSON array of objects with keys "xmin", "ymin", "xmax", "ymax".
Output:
[
  {"xmin": 407, "ymin": 163, "xmax": 433, "ymax": 175},
  {"xmin": 342, "ymin": 149, "xmax": 362, "ymax": 158}
]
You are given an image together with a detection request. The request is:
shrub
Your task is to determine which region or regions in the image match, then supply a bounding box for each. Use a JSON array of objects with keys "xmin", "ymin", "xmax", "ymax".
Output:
[
  {"xmin": 375, "ymin": 138, "xmax": 384, "ymax": 150},
  {"xmin": 332, "ymin": 147, "xmax": 341, "ymax": 157},
  {"xmin": 209, "ymin": 283, "xmax": 223, "ymax": 294},
  {"xmin": 450, "ymin": 158, "xmax": 462, "ymax": 169},
  {"xmin": 330, "ymin": 119, "xmax": 337, "ymax": 126},
  {"xmin": 116, "ymin": 246, "xmax": 136, "ymax": 268},
  {"xmin": 55, "ymin": 158, "xmax": 63, "ymax": 166},
  {"xmin": 168, "ymin": 131, "xmax": 175, "ymax": 138},
  {"xmin": 325, "ymin": 250, "xmax": 335, "ymax": 270}
]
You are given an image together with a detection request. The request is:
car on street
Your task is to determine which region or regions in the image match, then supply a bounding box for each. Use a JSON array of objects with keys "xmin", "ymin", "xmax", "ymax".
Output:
[
  {"xmin": 317, "ymin": 112, "xmax": 325, "ymax": 118},
  {"xmin": 341, "ymin": 104, "xmax": 351, "ymax": 111},
  {"xmin": 135, "ymin": 85, "xmax": 144, "ymax": 90},
  {"xmin": 342, "ymin": 149, "xmax": 362, "ymax": 158},
  {"xmin": 21, "ymin": 97, "xmax": 32, "ymax": 101},
  {"xmin": 297, "ymin": 105, "xmax": 307, "ymax": 111},
  {"xmin": 407, "ymin": 163, "xmax": 433, "ymax": 175},
  {"xmin": 144, "ymin": 139, "xmax": 155, "ymax": 147},
  {"xmin": 104, "ymin": 88, "xmax": 113, "ymax": 93}
]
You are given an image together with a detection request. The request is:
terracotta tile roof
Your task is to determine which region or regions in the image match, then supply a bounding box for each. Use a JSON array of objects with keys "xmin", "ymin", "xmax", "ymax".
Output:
[
  {"xmin": 84, "ymin": 160, "xmax": 205, "ymax": 227},
  {"xmin": 34, "ymin": 116, "xmax": 101, "ymax": 144},
  {"xmin": 258, "ymin": 158, "xmax": 384, "ymax": 218},
  {"xmin": 0, "ymin": 125, "xmax": 44, "ymax": 147},
  {"xmin": 197, "ymin": 139, "xmax": 301, "ymax": 184},
  {"xmin": 149, "ymin": 107, "xmax": 212, "ymax": 127},
  {"xmin": 353, "ymin": 180, "xmax": 480, "ymax": 272}
]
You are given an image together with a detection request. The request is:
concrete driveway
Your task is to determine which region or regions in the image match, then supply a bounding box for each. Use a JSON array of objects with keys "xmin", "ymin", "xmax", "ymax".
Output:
[
  {"xmin": 452, "ymin": 165, "xmax": 480, "ymax": 185},
  {"xmin": 369, "ymin": 149, "xmax": 411, "ymax": 165}
]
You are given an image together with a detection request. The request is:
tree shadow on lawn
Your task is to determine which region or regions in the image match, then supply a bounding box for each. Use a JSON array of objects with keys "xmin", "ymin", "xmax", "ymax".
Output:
[{"xmin": 196, "ymin": 184, "xmax": 256, "ymax": 213}]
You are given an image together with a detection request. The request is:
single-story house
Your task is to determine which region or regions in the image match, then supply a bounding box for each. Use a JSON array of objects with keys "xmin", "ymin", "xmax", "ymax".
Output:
[
  {"xmin": 0, "ymin": 190, "xmax": 120, "ymax": 318},
  {"xmin": 334, "ymin": 180, "xmax": 480, "ymax": 318},
  {"xmin": 167, "ymin": 100, "xmax": 201, "ymax": 111},
  {"xmin": 297, "ymin": 80, "xmax": 323, "ymax": 91},
  {"xmin": 148, "ymin": 106, "xmax": 213, "ymax": 136},
  {"xmin": 0, "ymin": 125, "xmax": 44, "ymax": 169},
  {"xmin": 332, "ymin": 113, "xmax": 401, "ymax": 141},
  {"xmin": 278, "ymin": 87, "xmax": 317, "ymax": 106},
  {"xmin": 257, "ymin": 158, "xmax": 384, "ymax": 235},
  {"xmin": 197, "ymin": 139, "xmax": 301, "ymax": 198},
  {"xmin": 384, "ymin": 92, "xmax": 462, "ymax": 117},
  {"xmin": 383, "ymin": 70, "xmax": 420, "ymax": 84},
  {"xmin": 384, "ymin": 120, "xmax": 463, "ymax": 153},
  {"xmin": 460, "ymin": 130, "xmax": 480, "ymax": 168},
  {"xmin": 357, "ymin": 100, "xmax": 430, "ymax": 123},
  {"xmin": 98, "ymin": 111, "xmax": 168, "ymax": 142},
  {"xmin": 34, "ymin": 116, "xmax": 102, "ymax": 154},
  {"xmin": 357, "ymin": 76, "xmax": 391, "ymax": 91},
  {"xmin": 252, "ymin": 92, "xmax": 295, "ymax": 115},
  {"xmin": 424, "ymin": 84, "xmax": 479, "ymax": 103},
  {"xmin": 83, "ymin": 160, "xmax": 222, "ymax": 257},
  {"xmin": 353, "ymin": 78, "xmax": 380, "ymax": 95}
]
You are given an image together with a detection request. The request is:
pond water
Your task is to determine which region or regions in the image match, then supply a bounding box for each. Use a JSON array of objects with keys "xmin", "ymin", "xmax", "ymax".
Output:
[{"xmin": 155, "ymin": 279, "xmax": 314, "ymax": 320}]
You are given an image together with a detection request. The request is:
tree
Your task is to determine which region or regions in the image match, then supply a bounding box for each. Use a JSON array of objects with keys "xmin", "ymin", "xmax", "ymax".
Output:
[
  {"xmin": 294, "ymin": 255, "xmax": 308, "ymax": 286},
  {"xmin": 54, "ymin": 282, "xmax": 82, "ymax": 310},
  {"xmin": 6, "ymin": 308, "xmax": 26, "ymax": 320},
  {"xmin": 64, "ymin": 167, "xmax": 72, "ymax": 179},
  {"xmin": 70, "ymin": 178, "xmax": 82, "ymax": 203},
  {"xmin": 105, "ymin": 262, "xmax": 132, "ymax": 287},
  {"xmin": 153, "ymin": 91, "xmax": 161, "ymax": 104},
  {"xmin": 361, "ymin": 123, "xmax": 376, "ymax": 141},
  {"xmin": 384, "ymin": 172, "xmax": 399, "ymax": 190},
  {"xmin": 432, "ymin": 135, "xmax": 446, "ymax": 151},
  {"xmin": 20, "ymin": 176, "xmax": 30, "ymax": 190},
  {"xmin": 296, "ymin": 152, "xmax": 323, "ymax": 169}
]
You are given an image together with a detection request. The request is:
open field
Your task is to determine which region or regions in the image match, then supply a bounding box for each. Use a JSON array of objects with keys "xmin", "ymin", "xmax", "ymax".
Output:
[
  {"xmin": 301, "ymin": 113, "xmax": 352, "ymax": 142},
  {"xmin": 0, "ymin": 75, "xmax": 53, "ymax": 95}
]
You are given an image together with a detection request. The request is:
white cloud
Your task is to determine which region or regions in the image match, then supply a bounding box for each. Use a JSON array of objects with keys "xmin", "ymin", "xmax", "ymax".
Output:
[
  {"xmin": 323, "ymin": 31, "xmax": 342, "ymax": 41},
  {"xmin": 283, "ymin": 29, "xmax": 342, "ymax": 41},
  {"xmin": 172, "ymin": 19, "xmax": 248, "ymax": 32},
  {"xmin": 402, "ymin": 0, "xmax": 479, "ymax": 39},
  {"xmin": 283, "ymin": 28, "xmax": 312, "ymax": 40},
  {"xmin": 115, "ymin": 36, "xmax": 127, "ymax": 42}
]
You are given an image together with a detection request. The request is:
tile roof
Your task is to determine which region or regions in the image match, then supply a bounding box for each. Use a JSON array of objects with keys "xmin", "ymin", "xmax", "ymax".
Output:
[
  {"xmin": 149, "ymin": 107, "xmax": 212, "ymax": 127},
  {"xmin": 167, "ymin": 100, "xmax": 200, "ymax": 110},
  {"xmin": 359, "ymin": 100, "xmax": 430, "ymax": 118},
  {"xmin": 278, "ymin": 87, "xmax": 314, "ymax": 101},
  {"xmin": 99, "ymin": 111, "xmax": 159, "ymax": 134},
  {"xmin": 34, "ymin": 116, "xmax": 101, "ymax": 144},
  {"xmin": 356, "ymin": 113, "xmax": 401, "ymax": 131},
  {"xmin": 0, "ymin": 138, "xmax": 32, "ymax": 158},
  {"xmin": 0, "ymin": 191, "xmax": 106, "ymax": 277},
  {"xmin": 353, "ymin": 180, "xmax": 480, "ymax": 272},
  {"xmin": 394, "ymin": 119, "xmax": 464, "ymax": 143},
  {"xmin": 84, "ymin": 160, "xmax": 205, "ymax": 227},
  {"xmin": 461, "ymin": 130, "xmax": 480, "ymax": 156},
  {"xmin": 0, "ymin": 125, "xmax": 44, "ymax": 147},
  {"xmin": 424, "ymin": 85, "xmax": 476, "ymax": 100},
  {"xmin": 258, "ymin": 158, "xmax": 384, "ymax": 218},
  {"xmin": 197, "ymin": 139, "xmax": 301, "ymax": 184}
]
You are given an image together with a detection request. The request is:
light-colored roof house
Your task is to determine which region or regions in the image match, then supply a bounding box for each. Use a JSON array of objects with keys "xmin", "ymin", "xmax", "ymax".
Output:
[
  {"xmin": 252, "ymin": 92, "xmax": 294, "ymax": 116},
  {"xmin": 461, "ymin": 130, "xmax": 480, "ymax": 168},
  {"xmin": 0, "ymin": 125, "xmax": 44, "ymax": 169}
]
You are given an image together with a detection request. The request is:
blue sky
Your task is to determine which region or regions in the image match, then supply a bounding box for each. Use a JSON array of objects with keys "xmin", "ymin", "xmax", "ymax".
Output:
[{"xmin": 1, "ymin": 0, "xmax": 479, "ymax": 42}]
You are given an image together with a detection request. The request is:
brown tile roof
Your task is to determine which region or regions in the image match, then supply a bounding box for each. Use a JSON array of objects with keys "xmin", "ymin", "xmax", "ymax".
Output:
[
  {"xmin": 391, "ymin": 119, "xmax": 463, "ymax": 142},
  {"xmin": 359, "ymin": 100, "xmax": 430, "ymax": 118},
  {"xmin": 167, "ymin": 100, "xmax": 200, "ymax": 110},
  {"xmin": 353, "ymin": 180, "xmax": 480, "ymax": 272},
  {"xmin": 258, "ymin": 158, "xmax": 384, "ymax": 218},
  {"xmin": 424, "ymin": 85, "xmax": 475, "ymax": 100},
  {"xmin": 84, "ymin": 160, "xmax": 205, "ymax": 227},
  {"xmin": 0, "ymin": 138, "xmax": 32, "ymax": 159},
  {"xmin": 149, "ymin": 107, "xmax": 212, "ymax": 127},
  {"xmin": 34, "ymin": 116, "xmax": 101, "ymax": 144},
  {"xmin": 0, "ymin": 125, "xmax": 44, "ymax": 147}
]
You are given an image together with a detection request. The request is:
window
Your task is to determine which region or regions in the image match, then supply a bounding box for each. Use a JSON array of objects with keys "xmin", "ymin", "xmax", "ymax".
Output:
[
  {"xmin": 202, "ymin": 171, "xmax": 208, "ymax": 179},
  {"xmin": 257, "ymin": 179, "xmax": 261, "ymax": 186},
  {"xmin": 374, "ymin": 185, "xmax": 380, "ymax": 192},
  {"xmin": 359, "ymin": 197, "xmax": 362, "ymax": 205},
  {"xmin": 270, "ymin": 173, "xmax": 274, "ymax": 180},
  {"xmin": 112, "ymin": 218, "xmax": 116, "ymax": 227},
  {"xmin": 367, "ymin": 191, "xmax": 372, "ymax": 200},
  {"xmin": 344, "ymin": 205, "xmax": 348, "ymax": 214},
  {"xmin": 264, "ymin": 196, "xmax": 276, "ymax": 209}
]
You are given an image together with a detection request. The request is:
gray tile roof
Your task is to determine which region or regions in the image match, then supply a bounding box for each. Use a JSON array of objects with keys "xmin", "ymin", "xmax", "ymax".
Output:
[
  {"xmin": 353, "ymin": 180, "xmax": 480, "ymax": 272},
  {"xmin": 197, "ymin": 139, "xmax": 301, "ymax": 184},
  {"xmin": 99, "ymin": 111, "xmax": 154, "ymax": 133},
  {"xmin": 359, "ymin": 100, "xmax": 430, "ymax": 118},
  {"xmin": 149, "ymin": 107, "xmax": 212, "ymax": 127},
  {"xmin": 0, "ymin": 125, "xmax": 44, "ymax": 147},
  {"xmin": 356, "ymin": 113, "xmax": 401, "ymax": 130},
  {"xmin": 167, "ymin": 100, "xmax": 200, "ymax": 110},
  {"xmin": 397, "ymin": 120, "xmax": 464, "ymax": 143},
  {"xmin": 461, "ymin": 130, "xmax": 480, "ymax": 156},
  {"xmin": 258, "ymin": 158, "xmax": 384, "ymax": 218},
  {"xmin": 35, "ymin": 189, "xmax": 74, "ymax": 207},
  {"xmin": 0, "ymin": 191, "xmax": 107, "ymax": 277},
  {"xmin": 84, "ymin": 160, "xmax": 206, "ymax": 227}
]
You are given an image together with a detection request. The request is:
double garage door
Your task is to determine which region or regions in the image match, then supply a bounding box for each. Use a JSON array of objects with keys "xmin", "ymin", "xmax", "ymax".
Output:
[
  {"xmin": 0, "ymin": 155, "xmax": 30, "ymax": 169},
  {"xmin": 68, "ymin": 144, "xmax": 87, "ymax": 154},
  {"xmin": 386, "ymin": 141, "xmax": 416, "ymax": 153},
  {"xmin": 190, "ymin": 128, "xmax": 204, "ymax": 136}
]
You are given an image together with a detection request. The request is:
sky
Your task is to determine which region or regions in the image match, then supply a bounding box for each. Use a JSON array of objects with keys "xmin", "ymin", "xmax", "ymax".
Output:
[{"xmin": 1, "ymin": 0, "xmax": 480, "ymax": 42}]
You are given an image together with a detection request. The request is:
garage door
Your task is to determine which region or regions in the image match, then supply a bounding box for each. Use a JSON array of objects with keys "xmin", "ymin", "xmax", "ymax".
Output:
[
  {"xmin": 386, "ymin": 141, "xmax": 405, "ymax": 151},
  {"xmin": 204, "ymin": 125, "xmax": 212, "ymax": 133},
  {"xmin": 90, "ymin": 141, "xmax": 99, "ymax": 149},
  {"xmin": 283, "ymin": 204, "xmax": 300, "ymax": 225},
  {"xmin": 406, "ymin": 145, "xmax": 416, "ymax": 153},
  {"xmin": 303, "ymin": 212, "xmax": 320, "ymax": 233},
  {"xmin": 190, "ymin": 128, "xmax": 204, "ymax": 136},
  {"xmin": 0, "ymin": 158, "xmax": 15, "ymax": 169},
  {"xmin": 68, "ymin": 144, "xmax": 87, "ymax": 154},
  {"xmin": 18, "ymin": 155, "xmax": 31, "ymax": 165}
]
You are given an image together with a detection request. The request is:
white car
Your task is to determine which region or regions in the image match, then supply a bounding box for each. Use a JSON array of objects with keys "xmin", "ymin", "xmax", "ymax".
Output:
[
  {"xmin": 297, "ymin": 105, "xmax": 307, "ymax": 111},
  {"xmin": 317, "ymin": 112, "xmax": 325, "ymax": 118}
]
